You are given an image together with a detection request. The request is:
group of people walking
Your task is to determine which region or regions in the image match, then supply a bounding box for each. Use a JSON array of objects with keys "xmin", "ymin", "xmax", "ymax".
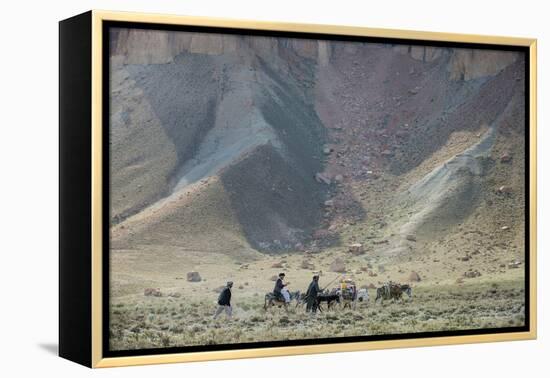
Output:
[
  {"xmin": 273, "ymin": 272, "xmax": 322, "ymax": 313},
  {"xmin": 212, "ymin": 274, "xmax": 409, "ymax": 320},
  {"xmin": 213, "ymin": 273, "xmax": 324, "ymax": 319}
]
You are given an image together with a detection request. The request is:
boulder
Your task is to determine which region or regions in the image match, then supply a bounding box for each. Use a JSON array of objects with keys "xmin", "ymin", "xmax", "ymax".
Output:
[
  {"xmin": 330, "ymin": 258, "xmax": 346, "ymax": 273},
  {"xmin": 186, "ymin": 271, "xmax": 202, "ymax": 282},
  {"xmin": 271, "ymin": 262, "xmax": 284, "ymax": 268},
  {"xmin": 144, "ymin": 288, "xmax": 162, "ymax": 297},
  {"xmin": 300, "ymin": 260, "xmax": 315, "ymax": 270},
  {"xmin": 270, "ymin": 275, "xmax": 279, "ymax": 281},
  {"xmin": 497, "ymin": 186, "xmax": 513, "ymax": 194},
  {"xmin": 315, "ymin": 172, "xmax": 332, "ymax": 185},
  {"xmin": 464, "ymin": 269, "xmax": 482, "ymax": 278},
  {"xmin": 323, "ymin": 146, "xmax": 333, "ymax": 155},
  {"xmin": 294, "ymin": 242, "xmax": 305, "ymax": 251},
  {"xmin": 405, "ymin": 234, "xmax": 417, "ymax": 242},
  {"xmin": 409, "ymin": 271, "xmax": 421, "ymax": 282},
  {"xmin": 348, "ymin": 243, "xmax": 364, "ymax": 255},
  {"xmin": 500, "ymin": 153, "xmax": 513, "ymax": 163}
]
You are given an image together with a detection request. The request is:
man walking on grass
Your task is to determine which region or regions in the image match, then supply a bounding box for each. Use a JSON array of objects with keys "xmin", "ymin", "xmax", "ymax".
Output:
[
  {"xmin": 305, "ymin": 275, "xmax": 320, "ymax": 313},
  {"xmin": 213, "ymin": 281, "xmax": 233, "ymax": 320}
]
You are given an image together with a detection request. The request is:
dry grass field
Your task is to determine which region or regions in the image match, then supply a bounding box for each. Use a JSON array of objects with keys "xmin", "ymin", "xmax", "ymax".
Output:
[
  {"xmin": 109, "ymin": 278, "xmax": 525, "ymax": 350},
  {"xmin": 109, "ymin": 240, "xmax": 525, "ymax": 350}
]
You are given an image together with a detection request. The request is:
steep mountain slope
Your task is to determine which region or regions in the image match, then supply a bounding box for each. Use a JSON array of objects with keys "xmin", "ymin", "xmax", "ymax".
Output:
[
  {"xmin": 398, "ymin": 126, "xmax": 497, "ymax": 239},
  {"xmin": 110, "ymin": 30, "xmax": 328, "ymax": 253},
  {"xmin": 109, "ymin": 28, "xmax": 525, "ymax": 265}
]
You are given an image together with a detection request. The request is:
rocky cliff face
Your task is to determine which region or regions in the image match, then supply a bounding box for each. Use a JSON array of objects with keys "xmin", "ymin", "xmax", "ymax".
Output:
[
  {"xmin": 447, "ymin": 48, "xmax": 518, "ymax": 80},
  {"xmin": 109, "ymin": 27, "xmax": 525, "ymax": 256},
  {"xmin": 111, "ymin": 28, "xmax": 328, "ymax": 65},
  {"xmin": 311, "ymin": 39, "xmax": 525, "ymax": 260},
  {"xmin": 392, "ymin": 44, "xmax": 445, "ymax": 62},
  {"xmin": 112, "ymin": 28, "xmax": 520, "ymax": 80},
  {"xmin": 392, "ymin": 44, "xmax": 519, "ymax": 80}
]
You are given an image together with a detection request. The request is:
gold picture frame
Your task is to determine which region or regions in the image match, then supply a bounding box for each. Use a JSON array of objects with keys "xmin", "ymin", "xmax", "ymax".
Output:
[{"xmin": 59, "ymin": 10, "xmax": 537, "ymax": 368}]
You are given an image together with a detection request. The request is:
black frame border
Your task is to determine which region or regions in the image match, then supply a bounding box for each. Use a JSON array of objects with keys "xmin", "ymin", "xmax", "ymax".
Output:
[{"xmin": 59, "ymin": 11, "xmax": 93, "ymax": 367}]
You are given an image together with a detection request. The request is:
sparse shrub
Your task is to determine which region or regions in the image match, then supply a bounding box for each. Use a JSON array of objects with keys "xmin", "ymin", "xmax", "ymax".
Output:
[
  {"xmin": 279, "ymin": 317, "xmax": 291, "ymax": 325},
  {"xmin": 170, "ymin": 325, "xmax": 184, "ymax": 334}
]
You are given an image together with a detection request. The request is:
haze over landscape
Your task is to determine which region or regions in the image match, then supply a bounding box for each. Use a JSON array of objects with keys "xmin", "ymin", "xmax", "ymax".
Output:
[{"xmin": 108, "ymin": 27, "xmax": 526, "ymax": 350}]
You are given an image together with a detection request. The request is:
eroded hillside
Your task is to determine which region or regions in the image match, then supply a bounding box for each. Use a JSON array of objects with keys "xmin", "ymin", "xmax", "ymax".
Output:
[{"xmin": 109, "ymin": 28, "xmax": 525, "ymax": 271}]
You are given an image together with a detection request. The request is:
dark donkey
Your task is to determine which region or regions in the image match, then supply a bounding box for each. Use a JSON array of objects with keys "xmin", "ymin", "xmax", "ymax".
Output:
[{"xmin": 315, "ymin": 293, "xmax": 340, "ymax": 312}]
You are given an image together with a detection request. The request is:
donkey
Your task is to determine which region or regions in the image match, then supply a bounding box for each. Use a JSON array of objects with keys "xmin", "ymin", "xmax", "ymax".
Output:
[
  {"xmin": 375, "ymin": 284, "xmax": 412, "ymax": 304},
  {"xmin": 264, "ymin": 290, "xmax": 301, "ymax": 311}
]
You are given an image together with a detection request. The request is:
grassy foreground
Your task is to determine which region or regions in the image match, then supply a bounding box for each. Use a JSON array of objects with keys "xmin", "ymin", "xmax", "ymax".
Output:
[{"xmin": 109, "ymin": 279, "xmax": 525, "ymax": 351}]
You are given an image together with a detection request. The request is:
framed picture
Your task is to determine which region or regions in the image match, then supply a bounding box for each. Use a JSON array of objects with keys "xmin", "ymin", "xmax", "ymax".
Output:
[{"xmin": 59, "ymin": 10, "xmax": 537, "ymax": 368}]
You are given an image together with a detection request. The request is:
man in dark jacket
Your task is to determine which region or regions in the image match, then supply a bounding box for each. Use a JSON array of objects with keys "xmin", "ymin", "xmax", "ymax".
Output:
[
  {"xmin": 213, "ymin": 281, "xmax": 233, "ymax": 319},
  {"xmin": 273, "ymin": 273, "xmax": 287, "ymax": 301},
  {"xmin": 305, "ymin": 275, "xmax": 320, "ymax": 313}
]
